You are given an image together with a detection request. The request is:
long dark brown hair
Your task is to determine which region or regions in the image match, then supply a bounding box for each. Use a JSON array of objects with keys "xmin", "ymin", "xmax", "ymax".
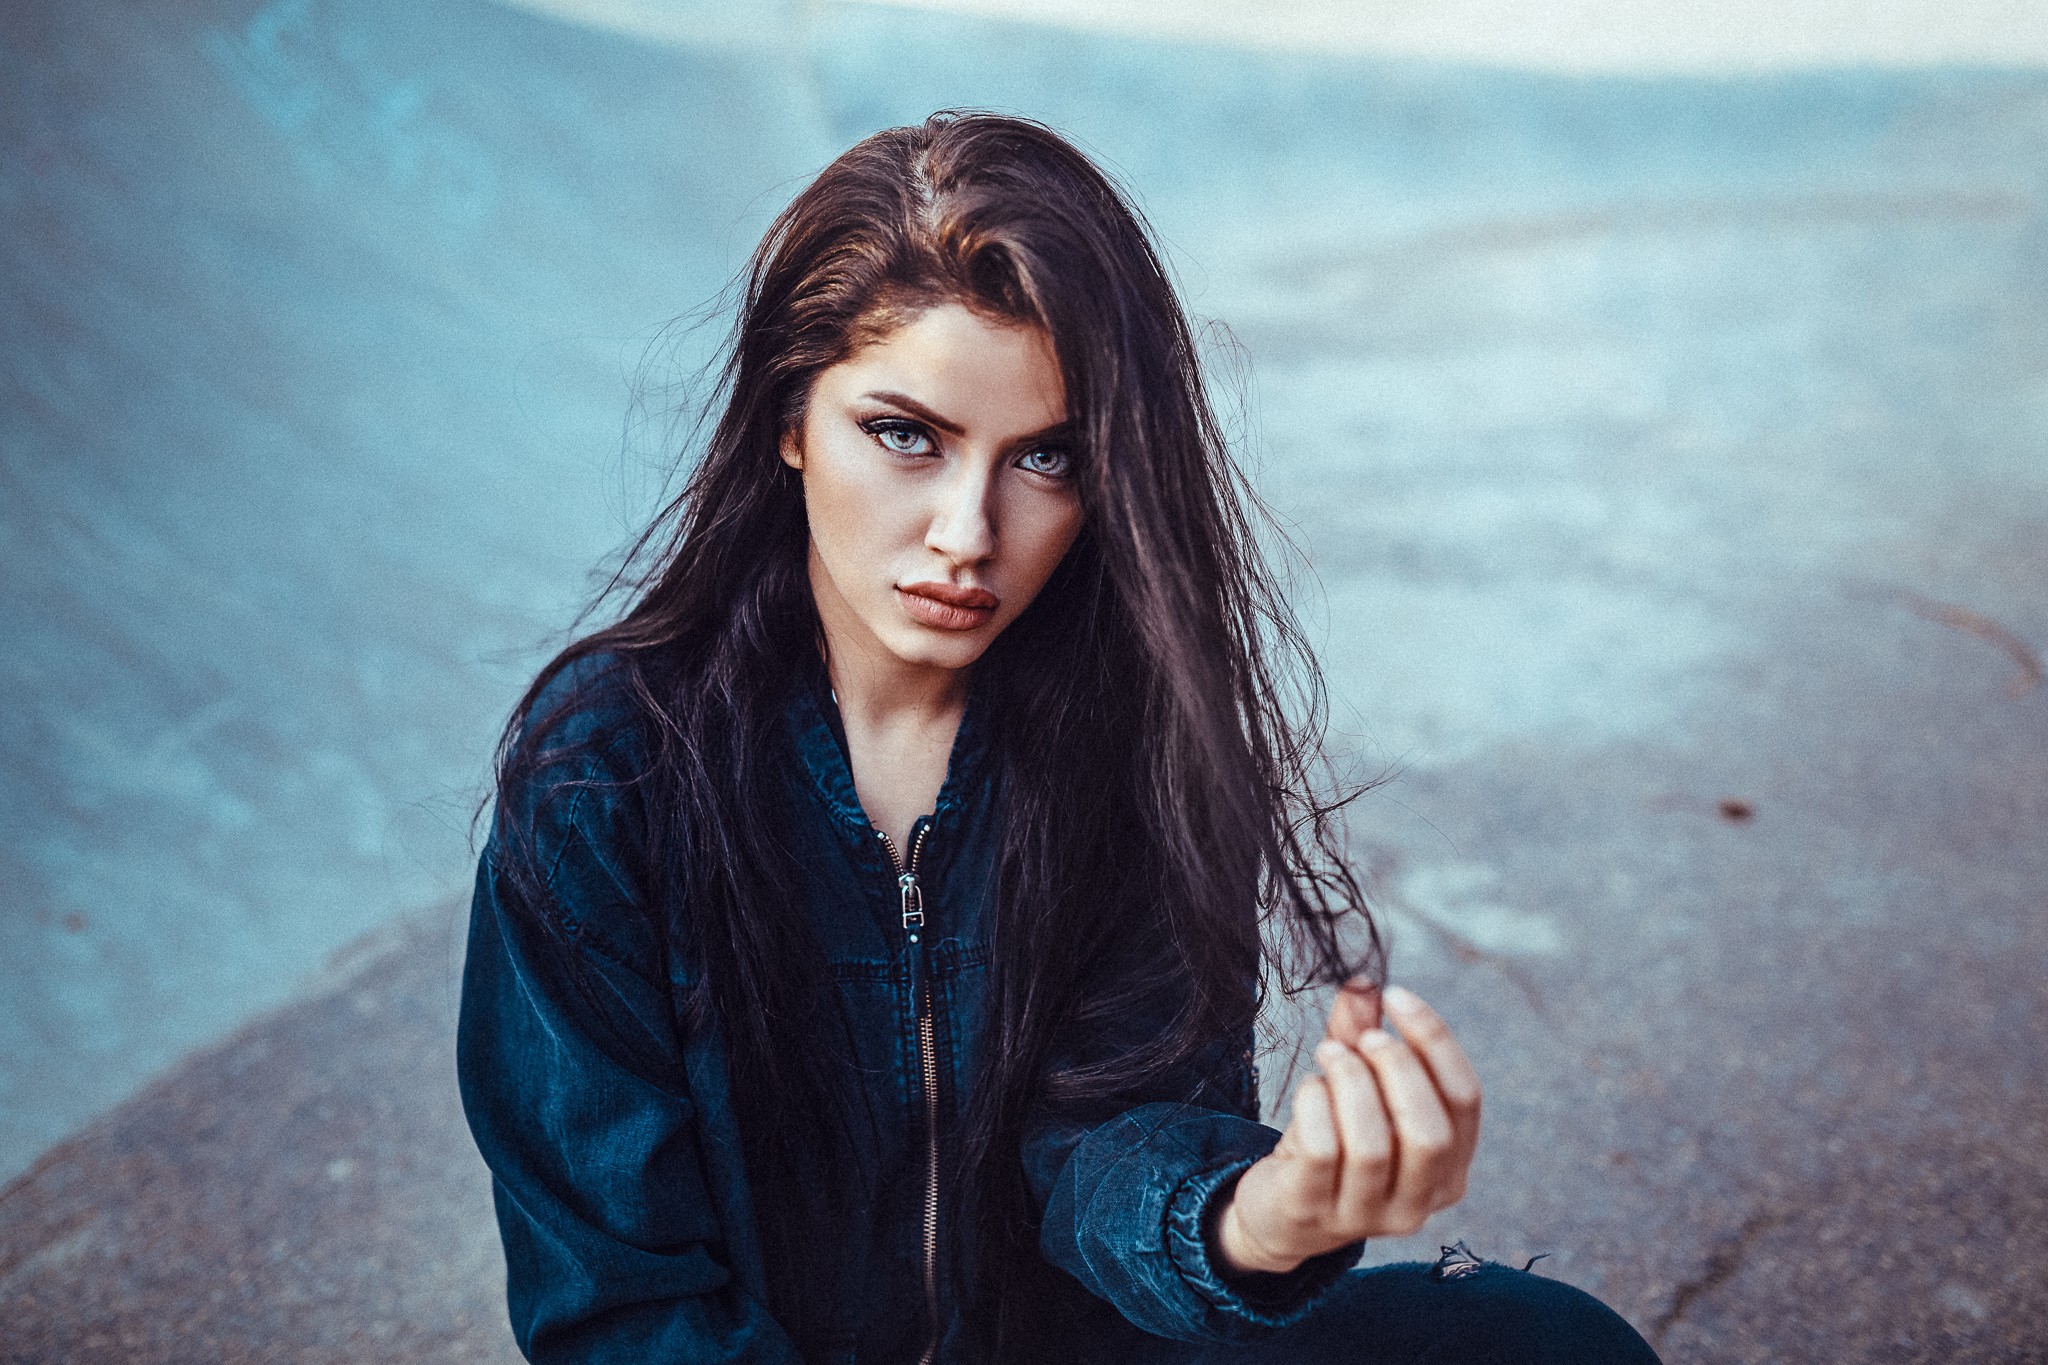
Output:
[{"xmin": 490, "ymin": 111, "xmax": 1380, "ymax": 1358}]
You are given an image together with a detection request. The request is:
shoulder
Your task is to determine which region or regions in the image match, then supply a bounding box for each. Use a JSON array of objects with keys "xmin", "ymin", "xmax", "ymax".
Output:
[
  {"xmin": 473, "ymin": 651, "xmax": 687, "ymax": 1076},
  {"xmin": 491, "ymin": 649, "xmax": 659, "ymax": 941},
  {"xmin": 519, "ymin": 648, "xmax": 648, "ymax": 771}
]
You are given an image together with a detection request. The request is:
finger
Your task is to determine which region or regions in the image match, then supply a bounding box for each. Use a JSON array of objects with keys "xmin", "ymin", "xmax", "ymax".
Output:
[
  {"xmin": 1314, "ymin": 1039, "xmax": 1394, "ymax": 1235},
  {"xmin": 1236, "ymin": 1078, "xmax": 1340, "ymax": 1270},
  {"xmin": 1324, "ymin": 981, "xmax": 1382, "ymax": 1047},
  {"xmin": 1280, "ymin": 1073, "xmax": 1341, "ymax": 1190},
  {"xmin": 1383, "ymin": 985, "xmax": 1483, "ymax": 1201},
  {"xmin": 1355, "ymin": 1028, "xmax": 1455, "ymax": 1233}
]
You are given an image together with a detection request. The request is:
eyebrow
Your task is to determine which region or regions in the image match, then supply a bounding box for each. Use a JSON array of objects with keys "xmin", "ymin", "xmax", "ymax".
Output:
[{"xmin": 858, "ymin": 390, "xmax": 1073, "ymax": 446}]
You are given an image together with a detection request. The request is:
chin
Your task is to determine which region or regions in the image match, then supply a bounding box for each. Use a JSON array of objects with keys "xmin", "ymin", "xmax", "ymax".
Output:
[{"xmin": 885, "ymin": 625, "xmax": 997, "ymax": 672}]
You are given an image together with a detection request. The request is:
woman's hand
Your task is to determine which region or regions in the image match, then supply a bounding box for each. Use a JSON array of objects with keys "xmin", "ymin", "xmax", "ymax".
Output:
[{"xmin": 1214, "ymin": 984, "xmax": 1482, "ymax": 1276}]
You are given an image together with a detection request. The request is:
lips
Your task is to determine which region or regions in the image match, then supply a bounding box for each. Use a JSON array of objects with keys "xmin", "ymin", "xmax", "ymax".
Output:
[{"xmin": 897, "ymin": 581, "xmax": 1000, "ymax": 631}]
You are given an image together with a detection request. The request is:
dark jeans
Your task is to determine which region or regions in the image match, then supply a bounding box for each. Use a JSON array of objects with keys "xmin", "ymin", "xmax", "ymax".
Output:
[{"xmin": 1109, "ymin": 1261, "xmax": 1662, "ymax": 1364}]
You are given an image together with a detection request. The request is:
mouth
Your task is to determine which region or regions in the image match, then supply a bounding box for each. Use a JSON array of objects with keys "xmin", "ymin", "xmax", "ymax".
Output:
[{"xmin": 896, "ymin": 581, "xmax": 1000, "ymax": 632}]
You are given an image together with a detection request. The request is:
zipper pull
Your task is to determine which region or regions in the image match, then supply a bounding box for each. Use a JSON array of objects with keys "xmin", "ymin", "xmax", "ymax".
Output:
[{"xmin": 900, "ymin": 870, "xmax": 928, "ymax": 1014}]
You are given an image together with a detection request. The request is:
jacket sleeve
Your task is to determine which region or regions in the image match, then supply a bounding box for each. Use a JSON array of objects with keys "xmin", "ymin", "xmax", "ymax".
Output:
[
  {"xmin": 456, "ymin": 745, "xmax": 802, "ymax": 1364},
  {"xmin": 1021, "ymin": 983, "xmax": 1363, "ymax": 1343}
]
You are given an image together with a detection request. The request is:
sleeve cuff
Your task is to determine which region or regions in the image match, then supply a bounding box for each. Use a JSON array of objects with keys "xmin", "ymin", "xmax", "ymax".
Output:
[{"xmin": 1163, "ymin": 1158, "xmax": 1363, "ymax": 1330}]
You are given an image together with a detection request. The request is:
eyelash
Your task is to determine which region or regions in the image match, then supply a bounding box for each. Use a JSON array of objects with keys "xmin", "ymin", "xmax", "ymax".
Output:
[
  {"xmin": 1017, "ymin": 447, "xmax": 1072, "ymax": 479},
  {"xmin": 863, "ymin": 418, "xmax": 934, "ymax": 456},
  {"xmin": 859, "ymin": 418, "xmax": 1073, "ymax": 480}
]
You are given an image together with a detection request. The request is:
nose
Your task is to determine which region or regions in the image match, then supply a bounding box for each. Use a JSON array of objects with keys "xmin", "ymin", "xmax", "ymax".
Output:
[{"xmin": 924, "ymin": 457, "xmax": 997, "ymax": 566}]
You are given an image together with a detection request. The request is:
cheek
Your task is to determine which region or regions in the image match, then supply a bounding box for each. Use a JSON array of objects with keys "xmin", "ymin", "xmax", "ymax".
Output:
[
  {"xmin": 803, "ymin": 438, "xmax": 919, "ymax": 567},
  {"xmin": 1008, "ymin": 494, "xmax": 1085, "ymax": 586}
]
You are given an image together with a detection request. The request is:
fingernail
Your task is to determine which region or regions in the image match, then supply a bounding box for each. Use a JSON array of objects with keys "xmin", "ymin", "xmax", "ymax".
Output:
[
  {"xmin": 1385, "ymin": 985, "xmax": 1425, "ymax": 1014},
  {"xmin": 1358, "ymin": 1028, "xmax": 1396, "ymax": 1051},
  {"xmin": 1315, "ymin": 1040, "xmax": 1344, "ymax": 1066}
]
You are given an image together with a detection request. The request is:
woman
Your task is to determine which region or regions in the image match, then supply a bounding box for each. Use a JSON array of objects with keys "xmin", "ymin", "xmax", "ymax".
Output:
[{"xmin": 458, "ymin": 112, "xmax": 1659, "ymax": 1364}]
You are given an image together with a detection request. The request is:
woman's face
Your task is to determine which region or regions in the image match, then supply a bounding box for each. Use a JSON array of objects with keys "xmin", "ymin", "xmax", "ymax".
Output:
[{"xmin": 782, "ymin": 301, "xmax": 1084, "ymax": 679}]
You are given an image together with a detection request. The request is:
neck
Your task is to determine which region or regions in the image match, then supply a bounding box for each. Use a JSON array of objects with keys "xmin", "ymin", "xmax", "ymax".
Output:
[
  {"xmin": 822, "ymin": 635, "xmax": 970, "ymax": 734},
  {"xmin": 807, "ymin": 551, "xmax": 972, "ymax": 850},
  {"xmin": 808, "ymin": 550, "xmax": 971, "ymax": 734}
]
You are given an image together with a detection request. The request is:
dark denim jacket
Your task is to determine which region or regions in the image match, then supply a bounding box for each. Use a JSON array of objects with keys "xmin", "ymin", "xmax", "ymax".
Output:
[{"xmin": 457, "ymin": 657, "xmax": 1360, "ymax": 1363}]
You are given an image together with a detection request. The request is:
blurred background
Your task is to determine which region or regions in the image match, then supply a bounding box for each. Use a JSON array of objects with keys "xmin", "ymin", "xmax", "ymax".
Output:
[{"xmin": 3, "ymin": 1, "xmax": 2045, "ymax": 1360}]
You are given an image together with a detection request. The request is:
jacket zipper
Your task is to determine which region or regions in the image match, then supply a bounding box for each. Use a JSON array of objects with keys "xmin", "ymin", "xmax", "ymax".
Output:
[{"xmin": 879, "ymin": 821, "xmax": 940, "ymax": 1365}]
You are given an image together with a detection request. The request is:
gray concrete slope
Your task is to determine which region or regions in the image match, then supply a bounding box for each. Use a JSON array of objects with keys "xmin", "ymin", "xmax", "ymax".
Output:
[
  {"xmin": 0, "ymin": 902, "xmax": 519, "ymax": 1363},
  {"xmin": 4, "ymin": 0, "xmax": 2046, "ymax": 1360},
  {"xmin": 0, "ymin": 0, "xmax": 830, "ymax": 1176}
]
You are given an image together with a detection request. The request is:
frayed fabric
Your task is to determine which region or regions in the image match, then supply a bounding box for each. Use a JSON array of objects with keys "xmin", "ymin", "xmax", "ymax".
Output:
[{"xmin": 1430, "ymin": 1240, "xmax": 1551, "ymax": 1282}]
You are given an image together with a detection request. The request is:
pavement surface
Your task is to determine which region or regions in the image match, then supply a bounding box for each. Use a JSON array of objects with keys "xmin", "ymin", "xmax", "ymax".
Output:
[{"xmin": 4, "ymin": 1, "xmax": 2046, "ymax": 1361}]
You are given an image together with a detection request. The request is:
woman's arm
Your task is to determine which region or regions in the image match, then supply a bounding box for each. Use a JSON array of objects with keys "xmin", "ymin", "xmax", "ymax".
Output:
[
  {"xmin": 1018, "ymin": 966, "xmax": 1365, "ymax": 1345},
  {"xmin": 457, "ymin": 733, "xmax": 801, "ymax": 1364},
  {"xmin": 1021, "ymin": 966, "xmax": 1481, "ymax": 1345}
]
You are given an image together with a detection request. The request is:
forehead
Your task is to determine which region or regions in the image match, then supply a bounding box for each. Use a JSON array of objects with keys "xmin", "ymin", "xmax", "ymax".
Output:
[{"xmin": 819, "ymin": 302, "xmax": 1066, "ymax": 430}]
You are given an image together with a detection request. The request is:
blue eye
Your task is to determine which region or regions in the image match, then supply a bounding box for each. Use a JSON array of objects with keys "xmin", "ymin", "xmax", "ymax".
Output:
[
  {"xmin": 865, "ymin": 420, "xmax": 934, "ymax": 456},
  {"xmin": 1018, "ymin": 447, "xmax": 1072, "ymax": 478}
]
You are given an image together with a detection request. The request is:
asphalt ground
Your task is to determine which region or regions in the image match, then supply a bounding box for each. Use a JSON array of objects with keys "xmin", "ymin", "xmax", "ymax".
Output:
[{"xmin": 4, "ymin": 1, "xmax": 2046, "ymax": 1360}]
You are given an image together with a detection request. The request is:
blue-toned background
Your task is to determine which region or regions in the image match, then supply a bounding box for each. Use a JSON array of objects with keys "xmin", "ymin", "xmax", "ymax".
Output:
[{"xmin": 4, "ymin": 1, "xmax": 2044, "ymax": 1359}]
